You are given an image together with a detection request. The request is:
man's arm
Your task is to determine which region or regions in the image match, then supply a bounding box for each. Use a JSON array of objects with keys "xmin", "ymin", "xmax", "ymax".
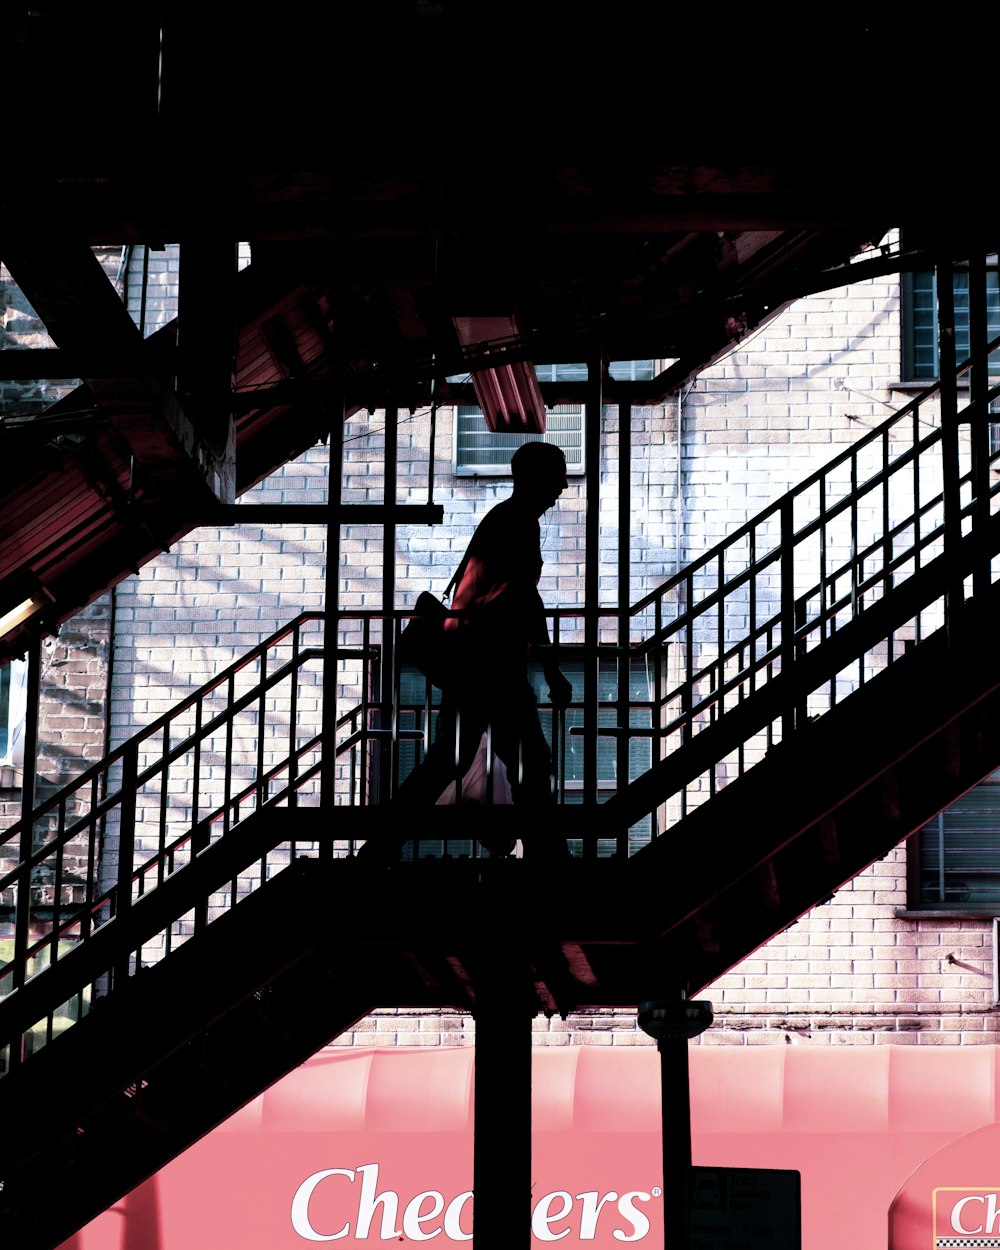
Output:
[
  {"xmin": 540, "ymin": 650, "xmax": 573, "ymax": 708},
  {"xmin": 525, "ymin": 595, "xmax": 572, "ymax": 708}
]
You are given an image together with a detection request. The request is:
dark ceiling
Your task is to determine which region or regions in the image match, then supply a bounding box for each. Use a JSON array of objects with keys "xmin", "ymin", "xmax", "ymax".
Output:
[{"xmin": 1, "ymin": 1, "xmax": 997, "ymax": 659}]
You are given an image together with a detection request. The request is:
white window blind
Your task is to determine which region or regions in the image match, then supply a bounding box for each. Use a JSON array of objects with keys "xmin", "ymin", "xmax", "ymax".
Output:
[{"xmin": 454, "ymin": 404, "xmax": 585, "ymax": 475}]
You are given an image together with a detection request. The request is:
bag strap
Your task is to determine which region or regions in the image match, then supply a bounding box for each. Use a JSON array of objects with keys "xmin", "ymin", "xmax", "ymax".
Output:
[{"xmin": 442, "ymin": 540, "xmax": 473, "ymax": 602}]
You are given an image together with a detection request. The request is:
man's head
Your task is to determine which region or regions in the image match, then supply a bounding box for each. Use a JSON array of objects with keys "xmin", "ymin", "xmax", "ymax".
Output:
[{"xmin": 510, "ymin": 441, "xmax": 568, "ymax": 515}]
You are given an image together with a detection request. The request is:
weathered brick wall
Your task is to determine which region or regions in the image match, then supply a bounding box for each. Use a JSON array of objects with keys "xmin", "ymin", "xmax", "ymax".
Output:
[{"xmin": 34, "ymin": 596, "xmax": 112, "ymax": 796}]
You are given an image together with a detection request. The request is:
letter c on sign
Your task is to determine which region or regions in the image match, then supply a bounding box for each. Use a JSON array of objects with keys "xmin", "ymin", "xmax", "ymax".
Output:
[
  {"xmin": 291, "ymin": 1168, "xmax": 356, "ymax": 1241},
  {"xmin": 952, "ymin": 1196, "xmax": 986, "ymax": 1235}
]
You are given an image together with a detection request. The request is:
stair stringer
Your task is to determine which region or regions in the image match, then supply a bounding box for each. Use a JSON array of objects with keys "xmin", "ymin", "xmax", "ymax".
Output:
[
  {"xmin": 0, "ymin": 853, "xmax": 377, "ymax": 1250},
  {"xmin": 620, "ymin": 599, "xmax": 1000, "ymax": 994}
]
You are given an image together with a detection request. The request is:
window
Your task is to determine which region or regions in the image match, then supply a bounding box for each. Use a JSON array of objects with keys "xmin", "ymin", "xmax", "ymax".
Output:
[
  {"xmin": 539, "ymin": 653, "xmax": 655, "ymax": 856},
  {"xmin": 0, "ymin": 658, "xmax": 27, "ymax": 777},
  {"xmin": 452, "ymin": 360, "xmax": 657, "ymax": 475},
  {"xmin": 607, "ymin": 359, "xmax": 657, "ymax": 381},
  {"xmin": 901, "ymin": 254, "xmax": 1000, "ymax": 382},
  {"xmin": 909, "ymin": 768, "xmax": 1000, "ymax": 910},
  {"xmin": 454, "ymin": 404, "xmax": 584, "ymax": 476}
]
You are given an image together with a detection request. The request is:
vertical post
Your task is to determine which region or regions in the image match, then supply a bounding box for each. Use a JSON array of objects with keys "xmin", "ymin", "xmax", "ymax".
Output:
[
  {"xmin": 473, "ymin": 940, "xmax": 532, "ymax": 1249},
  {"xmin": 382, "ymin": 405, "xmax": 399, "ymax": 803},
  {"xmin": 582, "ymin": 352, "xmax": 603, "ymax": 842},
  {"xmin": 177, "ymin": 239, "xmax": 237, "ymax": 458},
  {"xmin": 967, "ymin": 247, "xmax": 990, "ymax": 599},
  {"xmin": 112, "ymin": 740, "xmax": 138, "ymax": 989},
  {"xmin": 937, "ymin": 256, "xmax": 963, "ymax": 640},
  {"xmin": 321, "ymin": 394, "xmax": 346, "ymax": 827},
  {"xmin": 617, "ymin": 396, "xmax": 632, "ymax": 859},
  {"xmin": 638, "ymin": 994, "xmax": 714, "ymax": 1250},
  {"xmin": 779, "ymin": 496, "xmax": 796, "ymax": 743}
]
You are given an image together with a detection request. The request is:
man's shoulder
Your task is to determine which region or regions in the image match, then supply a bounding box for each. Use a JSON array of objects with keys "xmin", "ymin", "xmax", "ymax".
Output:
[
  {"xmin": 468, "ymin": 503, "xmax": 536, "ymax": 561},
  {"xmin": 476, "ymin": 496, "xmax": 538, "ymax": 536}
]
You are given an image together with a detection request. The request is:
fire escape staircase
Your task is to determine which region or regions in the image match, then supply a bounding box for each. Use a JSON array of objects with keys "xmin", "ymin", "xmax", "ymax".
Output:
[{"xmin": 2, "ymin": 344, "xmax": 1000, "ymax": 1246}]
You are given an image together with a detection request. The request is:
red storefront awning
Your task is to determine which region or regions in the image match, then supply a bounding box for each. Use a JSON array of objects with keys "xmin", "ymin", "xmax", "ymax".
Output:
[{"xmin": 58, "ymin": 1044, "xmax": 1000, "ymax": 1250}]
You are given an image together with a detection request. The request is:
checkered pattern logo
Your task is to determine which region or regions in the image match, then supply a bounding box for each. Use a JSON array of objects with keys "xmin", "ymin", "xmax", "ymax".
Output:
[{"xmin": 937, "ymin": 1239, "xmax": 1000, "ymax": 1247}]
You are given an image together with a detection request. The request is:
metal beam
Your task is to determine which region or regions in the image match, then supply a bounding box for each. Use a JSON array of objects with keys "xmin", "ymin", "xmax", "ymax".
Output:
[{"xmin": 205, "ymin": 503, "xmax": 445, "ymax": 525}]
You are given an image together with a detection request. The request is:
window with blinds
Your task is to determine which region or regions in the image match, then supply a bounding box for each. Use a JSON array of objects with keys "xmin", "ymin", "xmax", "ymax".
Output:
[
  {"xmin": 537, "ymin": 654, "xmax": 655, "ymax": 856},
  {"xmin": 454, "ymin": 404, "xmax": 585, "ymax": 475},
  {"xmin": 0, "ymin": 662, "xmax": 9, "ymax": 760},
  {"xmin": 912, "ymin": 768, "xmax": 1000, "ymax": 909},
  {"xmin": 902, "ymin": 254, "xmax": 1000, "ymax": 381},
  {"xmin": 452, "ymin": 360, "xmax": 657, "ymax": 475}
]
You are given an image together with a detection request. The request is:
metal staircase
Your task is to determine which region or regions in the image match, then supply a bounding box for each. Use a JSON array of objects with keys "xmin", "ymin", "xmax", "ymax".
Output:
[{"xmin": 2, "ymin": 337, "xmax": 1000, "ymax": 1247}]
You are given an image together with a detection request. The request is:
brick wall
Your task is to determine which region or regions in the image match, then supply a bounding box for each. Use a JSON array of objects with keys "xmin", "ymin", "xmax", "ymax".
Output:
[{"xmin": 10, "ymin": 237, "xmax": 995, "ymax": 1047}]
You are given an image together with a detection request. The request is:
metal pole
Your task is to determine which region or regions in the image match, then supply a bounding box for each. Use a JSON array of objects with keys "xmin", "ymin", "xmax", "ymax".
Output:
[
  {"xmin": 382, "ymin": 405, "xmax": 399, "ymax": 802},
  {"xmin": 473, "ymin": 937, "xmax": 532, "ymax": 1248},
  {"xmin": 582, "ymin": 351, "xmax": 603, "ymax": 838},
  {"xmin": 321, "ymin": 394, "xmax": 346, "ymax": 826},
  {"xmin": 617, "ymin": 396, "xmax": 632, "ymax": 858},
  {"xmin": 936, "ymin": 255, "xmax": 963, "ymax": 640},
  {"xmin": 638, "ymin": 994, "xmax": 714, "ymax": 1250}
]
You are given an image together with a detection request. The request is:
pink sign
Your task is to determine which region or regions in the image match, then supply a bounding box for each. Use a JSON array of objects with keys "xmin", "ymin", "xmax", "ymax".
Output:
[{"xmin": 54, "ymin": 1044, "xmax": 1000, "ymax": 1250}]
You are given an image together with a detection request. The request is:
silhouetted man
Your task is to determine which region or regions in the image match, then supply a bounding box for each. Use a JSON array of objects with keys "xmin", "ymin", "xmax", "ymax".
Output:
[{"xmin": 360, "ymin": 440, "xmax": 573, "ymax": 863}]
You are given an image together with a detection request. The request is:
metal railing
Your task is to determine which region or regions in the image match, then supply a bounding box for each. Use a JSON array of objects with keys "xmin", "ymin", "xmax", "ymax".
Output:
[
  {"xmin": 623, "ymin": 341, "xmax": 1000, "ymax": 834},
  {"xmin": 0, "ymin": 606, "xmax": 637, "ymax": 1071},
  {"xmin": 0, "ymin": 613, "xmax": 328, "ymax": 1071},
  {"xmin": 2, "ymin": 335, "xmax": 1000, "ymax": 1077}
]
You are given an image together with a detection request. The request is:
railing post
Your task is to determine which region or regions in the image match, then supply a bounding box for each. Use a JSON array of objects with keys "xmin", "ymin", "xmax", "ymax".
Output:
[
  {"xmin": 381, "ymin": 404, "xmax": 399, "ymax": 803},
  {"xmin": 582, "ymin": 352, "xmax": 604, "ymax": 843},
  {"xmin": 112, "ymin": 740, "xmax": 138, "ymax": 989},
  {"xmin": 937, "ymin": 255, "xmax": 964, "ymax": 640},
  {"xmin": 321, "ymin": 393, "xmax": 346, "ymax": 834},
  {"xmin": 288, "ymin": 624, "xmax": 300, "ymax": 808},
  {"xmin": 617, "ymin": 397, "xmax": 633, "ymax": 857},
  {"xmin": 779, "ymin": 496, "xmax": 796, "ymax": 742},
  {"xmin": 967, "ymin": 247, "xmax": 991, "ymax": 600}
]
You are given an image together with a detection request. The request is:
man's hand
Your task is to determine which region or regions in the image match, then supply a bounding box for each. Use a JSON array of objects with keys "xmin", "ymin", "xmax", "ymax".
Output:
[{"xmin": 546, "ymin": 668, "xmax": 573, "ymax": 709}]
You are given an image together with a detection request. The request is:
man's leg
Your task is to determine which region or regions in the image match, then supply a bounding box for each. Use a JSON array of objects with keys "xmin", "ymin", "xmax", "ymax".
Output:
[
  {"xmin": 395, "ymin": 696, "xmax": 487, "ymax": 804},
  {"xmin": 490, "ymin": 685, "xmax": 571, "ymax": 862},
  {"xmin": 357, "ymin": 695, "xmax": 486, "ymax": 862}
]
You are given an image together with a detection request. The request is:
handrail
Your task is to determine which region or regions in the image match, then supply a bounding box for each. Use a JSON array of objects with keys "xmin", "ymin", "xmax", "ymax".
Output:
[
  {"xmin": 622, "ymin": 336, "xmax": 1000, "ymax": 830},
  {"xmin": 3, "ymin": 332, "xmax": 1000, "ymax": 1077}
]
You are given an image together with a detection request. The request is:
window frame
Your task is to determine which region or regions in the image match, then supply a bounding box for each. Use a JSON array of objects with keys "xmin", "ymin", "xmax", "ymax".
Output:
[
  {"xmin": 452, "ymin": 403, "xmax": 586, "ymax": 478},
  {"xmin": 0, "ymin": 657, "xmax": 27, "ymax": 779},
  {"xmin": 906, "ymin": 767, "xmax": 1000, "ymax": 914},
  {"xmin": 451, "ymin": 360, "xmax": 660, "ymax": 477},
  {"xmin": 899, "ymin": 253, "xmax": 1000, "ymax": 384}
]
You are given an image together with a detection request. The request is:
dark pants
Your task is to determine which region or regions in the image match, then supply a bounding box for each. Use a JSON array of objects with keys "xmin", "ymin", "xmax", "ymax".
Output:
[
  {"xmin": 397, "ymin": 676, "xmax": 555, "ymax": 809},
  {"xmin": 358, "ymin": 667, "xmax": 568, "ymax": 863}
]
